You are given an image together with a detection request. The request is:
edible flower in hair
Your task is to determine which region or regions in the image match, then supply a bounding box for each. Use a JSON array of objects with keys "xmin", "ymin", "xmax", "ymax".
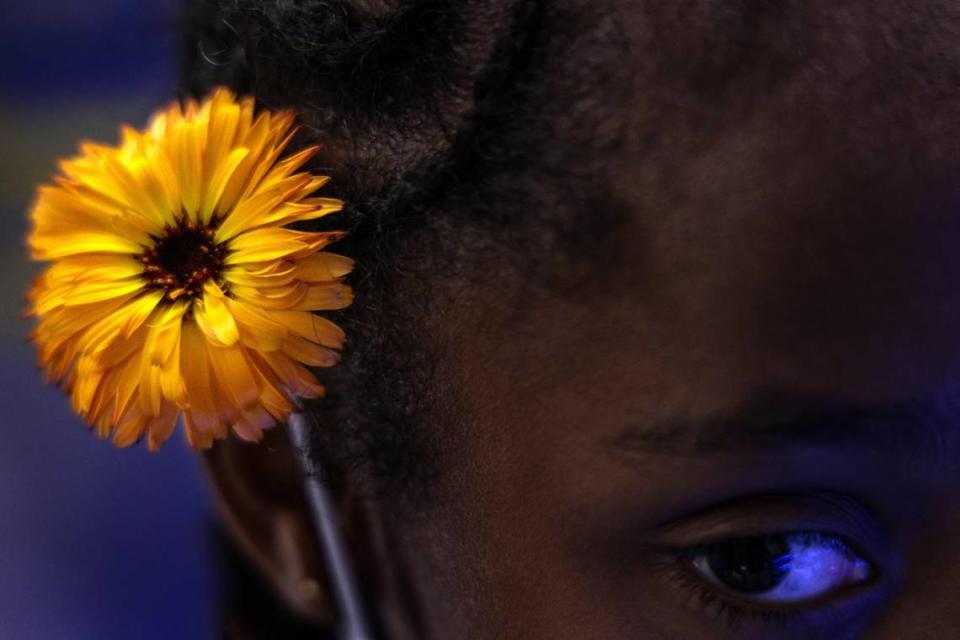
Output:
[{"xmin": 27, "ymin": 88, "xmax": 352, "ymax": 450}]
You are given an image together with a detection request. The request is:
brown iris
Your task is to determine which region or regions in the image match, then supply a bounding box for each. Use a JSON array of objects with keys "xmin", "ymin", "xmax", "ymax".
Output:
[{"xmin": 140, "ymin": 219, "xmax": 228, "ymax": 301}]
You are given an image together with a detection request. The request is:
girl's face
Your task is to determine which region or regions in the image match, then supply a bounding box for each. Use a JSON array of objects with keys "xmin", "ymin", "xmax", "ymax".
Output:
[
  {"xmin": 398, "ymin": 2, "xmax": 960, "ymax": 638},
  {"xmin": 206, "ymin": 1, "xmax": 960, "ymax": 637},
  {"xmin": 434, "ymin": 193, "xmax": 960, "ymax": 638}
]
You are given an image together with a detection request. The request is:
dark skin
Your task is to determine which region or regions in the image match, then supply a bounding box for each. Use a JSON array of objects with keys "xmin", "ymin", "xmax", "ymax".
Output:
[{"xmin": 203, "ymin": 1, "xmax": 960, "ymax": 638}]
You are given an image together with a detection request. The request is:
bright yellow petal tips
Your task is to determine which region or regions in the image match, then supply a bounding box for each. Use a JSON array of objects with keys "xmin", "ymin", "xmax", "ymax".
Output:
[{"xmin": 27, "ymin": 87, "xmax": 352, "ymax": 451}]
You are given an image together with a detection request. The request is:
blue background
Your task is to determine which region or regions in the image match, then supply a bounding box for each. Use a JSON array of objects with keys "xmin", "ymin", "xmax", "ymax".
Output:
[{"xmin": 1, "ymin": 2, "xmax": 218, "ymax": 638}]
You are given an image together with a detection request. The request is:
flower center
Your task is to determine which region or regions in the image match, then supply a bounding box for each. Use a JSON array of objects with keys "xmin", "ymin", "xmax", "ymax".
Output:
[{"xmin": 140, "ymin": 219, "xmax": 227, "ymax": 300}]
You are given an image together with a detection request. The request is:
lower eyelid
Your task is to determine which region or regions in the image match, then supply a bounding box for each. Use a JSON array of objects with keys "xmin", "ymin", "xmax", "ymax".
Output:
[
  {"xmin": 652, "ymin": 544, "xmax": 884, "ymax": 634},
  {"xmin": 642, "ymin": 493, "xmax": 896, "ymax": 634},
  {"xmin": 656, "ymin": 557, "xmax": 805, "ymax": 631}
]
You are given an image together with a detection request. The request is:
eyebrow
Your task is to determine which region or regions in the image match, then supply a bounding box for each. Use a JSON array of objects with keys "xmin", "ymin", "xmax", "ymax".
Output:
[{"xmin": 607, "ymin": 388, "xmax": 960, "ymax": 458}]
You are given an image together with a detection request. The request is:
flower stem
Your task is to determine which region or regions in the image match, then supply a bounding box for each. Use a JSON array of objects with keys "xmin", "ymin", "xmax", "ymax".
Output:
[{"xmin": 288, "ymin": 411, "xmax": 376, "ymax": 640}]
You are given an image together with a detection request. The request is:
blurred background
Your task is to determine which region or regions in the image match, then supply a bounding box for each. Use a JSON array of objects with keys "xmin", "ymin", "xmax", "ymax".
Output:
[{"xmin": 0, "ymin": 2, "xmax": 218, "ymax": 638}]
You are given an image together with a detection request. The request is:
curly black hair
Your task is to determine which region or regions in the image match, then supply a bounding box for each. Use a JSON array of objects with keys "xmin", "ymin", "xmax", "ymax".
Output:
[{"xmin": 181, "ymin": 0, "xmax": 632, "ymax": 499}]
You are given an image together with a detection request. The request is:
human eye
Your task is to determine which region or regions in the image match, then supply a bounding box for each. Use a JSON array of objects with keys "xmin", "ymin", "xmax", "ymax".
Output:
[
  {"xmin": 687, "ymin": 532, "xmax": 872, "ymax": 603},
  {"xmin": 672, "ymin": 530, "xmax": 877, "ymax": 630}
]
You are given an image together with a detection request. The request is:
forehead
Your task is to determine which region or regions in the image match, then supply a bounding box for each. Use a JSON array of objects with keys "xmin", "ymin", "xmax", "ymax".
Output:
[
  {"xmin": 542, "ymin": 0, "xmax": 960, "ymax": 147},
  {"xmin": 446, "ymin": 0, "xmax": 960, "ymax": 412}
]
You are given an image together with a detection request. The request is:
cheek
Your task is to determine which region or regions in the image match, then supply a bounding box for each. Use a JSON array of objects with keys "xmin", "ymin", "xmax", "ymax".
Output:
[
  {"xmin": 439, "ymin": 337, "xmax": 725, "ymax": 639},
  {"xmin": 432, "ymin": 354, "xmax": 630, "ymax": 638},
  {"xmin": 858, "ymin": 502, "xmax": 960, "ymax": 636}
]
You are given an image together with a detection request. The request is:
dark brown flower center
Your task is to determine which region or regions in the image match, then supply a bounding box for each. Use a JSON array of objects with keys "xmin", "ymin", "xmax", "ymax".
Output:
[{"xmin": 140, "ymin": 219, "xmax": 227, "ymax": 300}]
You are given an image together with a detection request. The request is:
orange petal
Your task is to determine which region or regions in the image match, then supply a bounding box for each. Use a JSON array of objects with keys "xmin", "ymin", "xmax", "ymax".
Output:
[
  {"xmin": 281, "ymin": 336, "xmax": 340, "ymax": 367},
  {"xmin": 194, "ymin": 282, "xmax": 240, "ymax": 347},
  {"xmin": 223, "ymin": 261, "xmax": 298, "ymax": 288},
  {"xmin": 224, "ymin": 229, "xmax": 346, "ymax": 264},
  {"xmin": 293, "ymin": 282, "xmax": 354, "ymax": 311},
  {"xmin": 206, "ymin": 342, "xmax": 260, "ymax": 414},
  {"xmin": 268, "ymin": 310, "xmax": 346, "ymax": 348},
  {"xmin": 231, "ymin": 282, "xmax": 308, "ymax": 310},
  {"xmin": 226, "ymin": 297, "xmax": 287, "ymax": 351},
  {"xmin": 232, "ymin": 405, "xmax": 274, "ymax": 443},
  {"xmin": 146, "ymin": 401, "xmax": 180, "ymax": 451},
  {"xmin": 180, "ymin": 323, "xmax": 220, "ymax": 434},
  {"xmin": 29, "ymin": 232, "xmax": 143, "ymax": 260},
  {"xmin": 199, "ymin": 146, "xmax": 249, "ymax": 224},
  {"xmin": 293, "ymin": 252, "xmax": 355, "ymax": 282}
]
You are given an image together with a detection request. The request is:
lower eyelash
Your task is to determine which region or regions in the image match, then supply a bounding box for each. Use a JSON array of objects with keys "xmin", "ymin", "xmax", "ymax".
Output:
[{"xmin": 654, "ymin": 555, "xmax": 805, "ymax": 633}]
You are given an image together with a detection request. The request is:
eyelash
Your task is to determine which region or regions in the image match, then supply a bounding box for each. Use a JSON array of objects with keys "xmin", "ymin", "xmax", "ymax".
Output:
[
  {"xmin": 659, "ymin": 561, "xmax": 804, "ymax": 632},
  {"xmin": 655, "ymin": 535, "xmax": 874, "ymax": 633}
]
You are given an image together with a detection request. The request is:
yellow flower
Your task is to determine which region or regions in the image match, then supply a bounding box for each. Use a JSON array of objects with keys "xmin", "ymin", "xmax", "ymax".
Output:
[{"xmin": 27, "ymin": 88, "xmax": 353, "ymax": 451}]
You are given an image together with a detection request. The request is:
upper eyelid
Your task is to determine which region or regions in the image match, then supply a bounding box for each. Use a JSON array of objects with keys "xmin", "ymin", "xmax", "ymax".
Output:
[
  {"xmin": 680, "ymin": 530, "xmax": 861, "ymax": 558},
  {"xmin": 650, "ymin": 493, "xmax": 908, "ymax": 596},
  {"xmin": 653, "ymin": 491, "xmax": 889, "ymax": 553},
  {"xmin": 685, "ymin": 530, "xmax": 869, "ymax": 557},
  {"xmin": 679, "ymin": 532, "xmax": 879, "ymax": 610},
  {"xmin": 684, "ymin": 530, "xmax": 874, "ymax": 575}
]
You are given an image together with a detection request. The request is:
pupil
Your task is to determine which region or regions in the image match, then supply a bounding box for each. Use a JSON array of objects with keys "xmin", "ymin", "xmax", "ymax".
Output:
[{"xmin": 706, "ymin": 535, "xmax": 792, "ymax": 594}]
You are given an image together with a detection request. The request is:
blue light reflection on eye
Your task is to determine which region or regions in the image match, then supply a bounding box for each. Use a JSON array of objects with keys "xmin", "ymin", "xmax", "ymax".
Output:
[{"xmin": 692, "ymin": 532, "xmax": 872, "ymax": 605}]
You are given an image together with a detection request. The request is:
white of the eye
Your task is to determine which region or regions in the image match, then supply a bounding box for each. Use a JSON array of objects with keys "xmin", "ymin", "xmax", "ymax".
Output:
[
  {"xmin": 693, "ymin": 535, "xmax": 871, "ymax": 604},
  {"xmin": 751, "ymin": 537, "xmax": 870, "ymax": 603}
]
